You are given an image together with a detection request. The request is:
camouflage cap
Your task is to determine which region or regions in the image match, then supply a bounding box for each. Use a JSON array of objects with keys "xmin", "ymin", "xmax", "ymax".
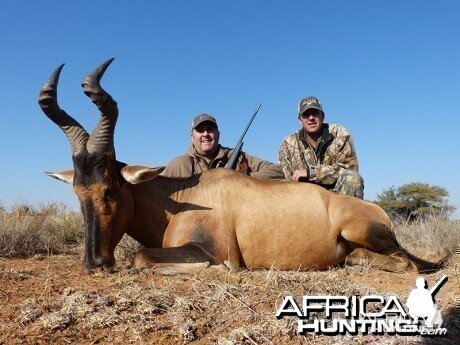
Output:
[
  {"xmin": 191, "ymin": 114, "xmax": 218, "ymax": 130},
  {"xmin": 298, "ymin": 96, "xmax": 323, "ymax": 115}
]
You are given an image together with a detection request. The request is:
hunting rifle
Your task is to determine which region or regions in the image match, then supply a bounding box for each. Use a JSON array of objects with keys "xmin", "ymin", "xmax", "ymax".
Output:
[{"xmin": 225, "ymin": 103, "xmax": 262, "ymax": 169}]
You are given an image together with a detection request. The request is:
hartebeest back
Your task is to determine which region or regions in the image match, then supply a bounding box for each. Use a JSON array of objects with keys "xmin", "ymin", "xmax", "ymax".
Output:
[{"xmin": 39, "ymin": 60, "xmax": 440, "ymax": 274}]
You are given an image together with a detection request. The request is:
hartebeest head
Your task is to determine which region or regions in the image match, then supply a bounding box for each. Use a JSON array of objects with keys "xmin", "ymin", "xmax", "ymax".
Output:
[{"xmin": 39, "ymin": 59, "xmax": 164, "ymax": 271}]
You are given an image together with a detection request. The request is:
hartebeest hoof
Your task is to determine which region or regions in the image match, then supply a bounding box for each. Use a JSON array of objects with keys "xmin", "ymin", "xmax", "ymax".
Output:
[
  {"xmin": 345, "ymin": 248, "xmax": 418, "ymax": 273},
  {"xmin": 84, "ymin": 265, "xmax": 116, "ymax": 276},
  {"xmin": 211, "ymin": 260, "xmax": 241, "ymax": 273},
  {"xmin": 222, "ymin": 260, "xmax": 241, "ymax": 272}
]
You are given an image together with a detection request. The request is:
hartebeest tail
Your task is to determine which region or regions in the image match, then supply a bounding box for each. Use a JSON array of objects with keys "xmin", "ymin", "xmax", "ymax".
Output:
[{"xmin": 405, "ymin": 252, "xmax": 448, "ymax": 273}]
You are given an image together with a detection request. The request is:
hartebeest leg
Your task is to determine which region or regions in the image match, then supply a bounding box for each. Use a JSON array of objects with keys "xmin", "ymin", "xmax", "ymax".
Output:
[
  {"xmin": 341, "ymin": 222, "xmax": 417, "ymax": 273},
  {"xmin": 133, "ymin": 244, "xmax": 214, "ymax": 275},
  {"xmin": 345, "ymin": 248, "xmax": 416, "ymax": 273}
]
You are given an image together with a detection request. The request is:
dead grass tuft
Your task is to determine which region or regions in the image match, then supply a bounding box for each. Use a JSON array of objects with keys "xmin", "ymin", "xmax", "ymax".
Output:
[
  {"xmin": 0, "ymin": 202, "xmax": 83, "ymax": 258},
  {"xmin": 394, "ymin": 215, "xmax": 460, "ymax": 260}
]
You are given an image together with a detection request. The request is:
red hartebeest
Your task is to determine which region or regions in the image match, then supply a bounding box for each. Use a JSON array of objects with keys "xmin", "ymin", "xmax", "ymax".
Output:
[{"xmin": 39, "ymin": 59, "xmax": 439, "ymax": 274}]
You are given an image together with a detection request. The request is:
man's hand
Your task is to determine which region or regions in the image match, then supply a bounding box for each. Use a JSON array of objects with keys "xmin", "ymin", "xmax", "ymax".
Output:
[{"xmin": 292, "ymin": 169, "xmax": 309, "ymax": 182}]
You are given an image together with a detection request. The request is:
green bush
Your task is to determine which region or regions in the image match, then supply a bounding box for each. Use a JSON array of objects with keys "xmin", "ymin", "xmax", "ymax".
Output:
[{"xmin": 375, "ymin": 183, "xmax": 455, "ymax": 222}]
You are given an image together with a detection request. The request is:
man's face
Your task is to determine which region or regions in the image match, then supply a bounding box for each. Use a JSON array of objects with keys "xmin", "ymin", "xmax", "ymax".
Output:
[
  {"xmin": 299, "ymin": 108, "xmax": 324, "ymax": 135},
  {"xmin": 191, "ymin": 121, "xmax": 220, "ymax": 157}
]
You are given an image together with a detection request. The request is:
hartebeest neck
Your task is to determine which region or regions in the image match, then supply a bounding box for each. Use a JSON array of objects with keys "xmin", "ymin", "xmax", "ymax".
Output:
[{"xmin": 126, "ymin": 175, "xmax": 202, "ymax": 248}]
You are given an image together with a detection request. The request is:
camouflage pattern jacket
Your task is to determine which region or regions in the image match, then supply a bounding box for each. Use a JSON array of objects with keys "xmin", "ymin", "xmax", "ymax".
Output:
[
  {"xmin": 278, "ymin": 123, "xmax": 359, "ymax": 185},
  {"xmin": 162, "ymin": 144, "xmax": 285, "ymax": 180}
]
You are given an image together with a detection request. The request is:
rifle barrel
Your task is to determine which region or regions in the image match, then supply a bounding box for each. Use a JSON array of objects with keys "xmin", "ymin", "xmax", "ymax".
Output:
[
  {"xmin": 224, "ymin": 103, "xmax": 262, "ymax": 169},
  {"xmin": 236, "ymin": 103, "xmax": 262, "ymax": 143}
]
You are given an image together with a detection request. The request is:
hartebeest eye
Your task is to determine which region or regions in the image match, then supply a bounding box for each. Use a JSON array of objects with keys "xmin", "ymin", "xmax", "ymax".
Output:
[{"xmin": 102, "ymin": 188, "xmax": 118, "ymax": 203}]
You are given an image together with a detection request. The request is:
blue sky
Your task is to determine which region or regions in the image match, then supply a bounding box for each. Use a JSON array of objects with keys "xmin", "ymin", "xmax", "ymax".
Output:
[{"xmin": 1, "ymin": 1, "xmax": 459, "ymax": 217}]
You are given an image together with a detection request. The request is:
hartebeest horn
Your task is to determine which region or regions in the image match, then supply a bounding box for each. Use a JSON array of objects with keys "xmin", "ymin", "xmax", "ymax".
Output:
[
  {"xmin": 82, "ymin": 58, "xmax": 119, "ymax": 154},
  {"xmin": 38, "ymin": 64, "xmax": 89, "ymax": 156}
]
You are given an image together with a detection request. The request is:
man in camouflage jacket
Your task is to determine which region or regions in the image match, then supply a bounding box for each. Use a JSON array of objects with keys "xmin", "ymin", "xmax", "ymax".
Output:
[
  {"xmin": 278, "ymin": 96, "xmax": 364, "ymax": 198},
  {"xmin": 163, "ymin": 114, "xmax": 284, "ymax": 180}
]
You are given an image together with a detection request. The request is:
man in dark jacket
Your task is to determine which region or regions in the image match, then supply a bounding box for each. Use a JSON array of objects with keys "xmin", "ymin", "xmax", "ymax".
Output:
[{"xmin": 162, "ymin": 114, "xmax": 284, "ymax": 180}]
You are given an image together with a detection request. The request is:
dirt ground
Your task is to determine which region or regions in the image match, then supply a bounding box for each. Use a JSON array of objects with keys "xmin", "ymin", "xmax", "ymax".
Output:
[{"xmin": 0, "ymin": 249, "xmax": 458, "ymax": 344}]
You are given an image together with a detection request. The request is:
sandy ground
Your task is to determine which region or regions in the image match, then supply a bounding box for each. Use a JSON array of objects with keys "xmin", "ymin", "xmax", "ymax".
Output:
[{"xmin": 0, "ymin": 249, "xmax": 458, "ymax": 344}]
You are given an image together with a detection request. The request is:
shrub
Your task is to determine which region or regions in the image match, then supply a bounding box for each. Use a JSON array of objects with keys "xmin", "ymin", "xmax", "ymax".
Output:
[
  {"xmin": 375, "ymin": 183, "xmax": 455, "ymax": 222},
  {"xmin": 0, "ymin": 202, "xmax": 84, "ymax": 258}
]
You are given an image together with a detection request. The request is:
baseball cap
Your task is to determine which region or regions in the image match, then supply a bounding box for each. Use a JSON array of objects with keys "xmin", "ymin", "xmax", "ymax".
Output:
[
  {"xmin": 298, "ymin": 96, "xmax": 323, "ymax": 115},
  {"xmin": 191, "ymin": 114, "xmax": 218, "ymax": 130}
]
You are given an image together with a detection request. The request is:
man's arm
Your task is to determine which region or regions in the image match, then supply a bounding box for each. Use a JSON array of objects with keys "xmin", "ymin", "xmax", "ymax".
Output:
[
  {"xmin": 278, "ymin": 138, "xmax": 296, "ymax": 180},
  {"xmin": 311, "ymin": 135, "xmax": 359, "ymax": 185},
  {"xmin": 244, "ymin": 152, "xmax": 285, "ymax": 181},
  {"xmin": 161, "ymin": 155, "xmax": 194, "ymax": 178}
]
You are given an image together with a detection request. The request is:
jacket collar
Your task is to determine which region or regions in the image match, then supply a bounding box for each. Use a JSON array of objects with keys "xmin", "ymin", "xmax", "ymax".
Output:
[
  {"xmin": 187, "ymin": 144, "xmax": 229, "ymax": 162},
  {"xmin": 298, "ymin": 123, "xmax": 333, "ymax": 144}
]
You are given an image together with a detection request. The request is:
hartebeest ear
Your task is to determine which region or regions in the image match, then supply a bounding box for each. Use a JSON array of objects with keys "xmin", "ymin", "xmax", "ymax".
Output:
[
  {"xmin": 45, "ymin": 170, "xmax": 74, "ymax": 184},
  {"xmin": 120, "ymin": 165, "xmax": 166, "ymax": 184}
]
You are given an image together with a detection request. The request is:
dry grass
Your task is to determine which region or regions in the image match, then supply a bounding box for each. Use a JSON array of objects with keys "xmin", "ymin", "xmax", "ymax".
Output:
[
  {"xmin": 3, "ymin": 262, "xmax": 458, "ymax": 344},
  {"xmin": 0, "ymin": 202, "xmax": 458, "ymax": 343},
  {"xmin": 0, "ymin": 202, "xmax": 83, "ymax": 258},
  {"xmin": 394, "ymin": 215, "xmax": 460, "ymax": 261}
]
